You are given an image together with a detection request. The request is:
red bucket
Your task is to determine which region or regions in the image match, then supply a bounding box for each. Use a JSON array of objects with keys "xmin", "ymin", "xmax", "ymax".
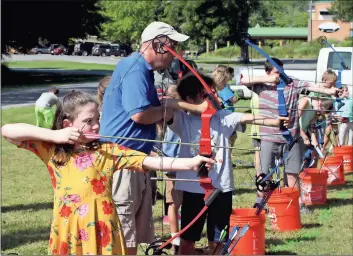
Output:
[
  {"xmin": 333, "ymin": 146, "xmax": 353, "ymax": 173},
  {"xmin": 229, "ymin": 208, "xmax": 265, "ymax": 255},
  {"xmin": 319, "ymin": 156, "xmax": 345, "ymax": 186},
  {"xmin": 267, "ymin": 187, "xmax": 301, "ymax": 232},
  {"xmin": 300, "ymin": 168, "xmax": 328, "ymax": 205}
]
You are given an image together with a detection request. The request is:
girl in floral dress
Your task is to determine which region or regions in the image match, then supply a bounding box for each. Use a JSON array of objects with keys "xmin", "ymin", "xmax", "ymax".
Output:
[{"xmin": 1, "ymin": 91, "xmax": 214, "ymax": 255}]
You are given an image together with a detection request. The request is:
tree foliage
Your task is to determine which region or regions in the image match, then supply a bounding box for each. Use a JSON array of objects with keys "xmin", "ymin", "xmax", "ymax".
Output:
[
  {"xmin": 1, "ymin": 0, "xmax": 104, "ymax": 53},
  {"xmin": 329, "ymin": 0, "xmax": 353, "ymax": 22},
  {"xmin": 100, "ymin": 0, "xmax": 259, "ymax": 51},
  {"xmin": 98, "ymin": 0, "xmax": 161, "ymax": 43},
  {"xmin": 250, "ymin": 1, "xmax": 308, "ymax": 28}
]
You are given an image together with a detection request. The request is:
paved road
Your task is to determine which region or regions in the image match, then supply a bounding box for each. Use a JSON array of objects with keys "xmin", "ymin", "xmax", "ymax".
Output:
[
  {"xmin": 1, "ymin": 55, "xmax": 317, "ymax": 109},
  {"xmin": 2, "ymin": 82, "xmax": 99, "ymax": 109}
]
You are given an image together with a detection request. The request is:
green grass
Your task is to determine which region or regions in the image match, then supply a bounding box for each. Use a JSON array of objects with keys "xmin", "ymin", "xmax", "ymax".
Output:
[
  {"xmin": 6, "ymin": 60, "xmax": 116, "ymax": 71},
  {"xmin": 1, "ymin": 106, "xmax": 353, "ymax": 255}
]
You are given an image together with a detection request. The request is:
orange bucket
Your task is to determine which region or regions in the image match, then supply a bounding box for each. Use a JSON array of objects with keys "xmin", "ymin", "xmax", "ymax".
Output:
[
  {"xmin": 319, "ymin": 156, "xmax": 345, "ymax": 186},
  {"xmin": 267, "ymin": 187, "xmax": 301, "ymax": 232},
  {"xmin": 229, "ymin": 208, "xmax": 265, "ymax": 255},
  {"xmin": 333, "ymin": 146, "xmax": 353, "ymax": 173},
  {"xmin": 300, "ymin": 168, "xmax": 328, "ymax": 205}
]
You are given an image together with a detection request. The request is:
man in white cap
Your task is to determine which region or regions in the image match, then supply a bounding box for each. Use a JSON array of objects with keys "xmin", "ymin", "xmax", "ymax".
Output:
[{"xmin": 99, "ymin": 21, "xmax": 189, "ymax": 255}]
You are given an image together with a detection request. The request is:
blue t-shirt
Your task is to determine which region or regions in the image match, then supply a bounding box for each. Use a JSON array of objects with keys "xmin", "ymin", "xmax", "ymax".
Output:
[
  {"xmin": 99, "ymin": 52, "xmax": 160, "ymax": 154},
  {"xmin": 218, "ymin": 86, "xmax": 234, "ymax": 112}
]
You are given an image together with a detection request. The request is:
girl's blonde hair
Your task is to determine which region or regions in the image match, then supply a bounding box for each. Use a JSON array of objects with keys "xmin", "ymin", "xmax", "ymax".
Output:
[
  {"xmin": 97, "ymin": 76, "xmax": 111, "ymax": 107},
  {"xmin": 212, "ymin": 65, "xmax": 234, "ymax": 90},
  {"xmin": 322, "ymin": 69, "xmax": 337, "ymax": 83},
  {"xmin": 52, "ymin": 91, "xmax": 100, "ymax": 166}
]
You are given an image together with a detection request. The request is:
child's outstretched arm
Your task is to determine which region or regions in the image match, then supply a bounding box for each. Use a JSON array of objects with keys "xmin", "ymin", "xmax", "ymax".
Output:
[
  {"xmin": 240, "ymin": 114, "xmax": 289, "ymax": 127},
  {"xmin": 161, "ymin": 97, "xmax": 209, "ymax": 114},
  {"xmin": 142, "ymin": 155, "xmax": 215, "ymax": 172},
  {"xmin": 240, "ymin": 75, "xmax": 279, "ymax": 86},
  {"xmin": 2, "ymin": 123, "xmax": 81, "ymax": 146},
  {"xmin": 307, "ymin": 85, "xmax": 341, "ymax": 96}
]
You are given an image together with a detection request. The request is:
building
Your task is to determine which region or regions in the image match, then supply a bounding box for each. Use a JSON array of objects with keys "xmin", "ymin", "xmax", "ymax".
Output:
[{"xmin": 309, "ymin": 0, "xmax": 352, "ymax": 41}]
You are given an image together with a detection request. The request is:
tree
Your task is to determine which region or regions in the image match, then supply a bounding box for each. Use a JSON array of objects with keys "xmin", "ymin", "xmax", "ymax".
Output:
[
  {"xmin": 250, "ymin": 1, "xmax": 308, "ymax": 28},
  {"xmin": 329, "ymin": 0, "xmax": 353, "ymax": 22},
  {"xmin": 99, "ymin": 0, "xmax": 161, "ymax": 44},
  {"xmin": 1, "ymin": 1, "xmax": 104, "ymax": 53}
]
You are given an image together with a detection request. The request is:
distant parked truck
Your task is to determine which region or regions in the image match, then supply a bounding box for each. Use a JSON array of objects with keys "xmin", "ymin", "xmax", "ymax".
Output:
[
  {"xmin": 106, "ymin": 44, "xmax": 133, "ymax": 57},
  {"xmin": 231, "ymin": 46, "xmax": 353, "ymax": 98},
  {"xmin": 73, "ymin": 42, "xmax": 95, "ymax": 56}
]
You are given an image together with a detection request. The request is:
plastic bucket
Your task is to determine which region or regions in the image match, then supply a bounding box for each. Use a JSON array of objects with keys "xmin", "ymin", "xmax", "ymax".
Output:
[
  {"xmin": 229, "ymin": 208, "xmax": 265, "ymax": 255},
  {"xmin": 300, "ymin": 168, "xmax": 328, "ymax": 205},
  {"xmin": 267, "ymin": 187, "xmax": 301, "ymax": 232},
  {"xmin": 333, "ymin": 146, "xmax": 353, "ymax": 173},
  {"xmin": 319, "ymin": 156, "xmax": 345, "ymax": 186}
]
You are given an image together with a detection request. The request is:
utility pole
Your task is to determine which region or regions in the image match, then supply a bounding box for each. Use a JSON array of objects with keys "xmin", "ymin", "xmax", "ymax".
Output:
[{"xmin": 309, "ymin": 0, "xmax": 313, "ymax": 42}]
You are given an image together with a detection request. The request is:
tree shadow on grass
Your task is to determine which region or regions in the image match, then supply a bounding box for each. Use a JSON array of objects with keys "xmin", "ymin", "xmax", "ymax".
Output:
[
  {"xmin": 1, "ymin": 202, "xmax": 53, "ymax": 213},
  {"xmin": 1, "ymin": 226, "xmax": 49, "ymax": 250},
  {"xmin": 328, "ymin": 180, "xmax": 353, "ymax": 191},
  {"xmin": 310, "ymin": 198, "xmax": 353, "ymax": 210}
]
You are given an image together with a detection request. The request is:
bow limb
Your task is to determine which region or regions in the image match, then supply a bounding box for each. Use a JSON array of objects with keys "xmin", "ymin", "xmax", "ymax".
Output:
[
  {"xmin": 318, "ymin": 36, "xmax": 348, "ymax": 89},
  {"xmin": 240, "ymin": 33, "xmax": 293, "ymax": 146},
  {"xmin": 161, "ymin": 43, "xmax": 222, "ymax": 171}
]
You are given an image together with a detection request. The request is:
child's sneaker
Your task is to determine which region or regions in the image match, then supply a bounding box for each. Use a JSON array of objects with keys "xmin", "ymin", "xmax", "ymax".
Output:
[{"xmin": 300, "ymin": 204, "xmax": 313, "ymax": 214}]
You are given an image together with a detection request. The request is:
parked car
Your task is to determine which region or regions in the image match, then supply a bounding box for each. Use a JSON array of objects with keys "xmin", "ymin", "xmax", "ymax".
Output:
[
  {"xmin": 49, "ymin": 44, "xmax": 59, "ymax": 54},
  {"xmin": 92, "ymin": 44, "xmax": 111, "ymax": 56},
  {"xmin": 31, "ymin": 45, "xmax": 51, "ymax": 54},
  {"xmin": 107, "ymin": 44, "xmax": 133, "ymax": 57},
  {"xmin": 52, "ymin": 45, "xmax": 66, "ymax": 55},
  {"xmin": 73, "ymin": 42, "xmax": 95, "ymax": 56},
  {"xmin": 169, "ymin": 57, "xmax": 199, "ymax": 80}
]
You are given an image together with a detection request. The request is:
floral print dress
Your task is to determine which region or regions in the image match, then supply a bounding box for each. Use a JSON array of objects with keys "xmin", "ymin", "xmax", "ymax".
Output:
[{"xmin": 19, "ymin": 140, "xmax": 147, "ymax": 255}]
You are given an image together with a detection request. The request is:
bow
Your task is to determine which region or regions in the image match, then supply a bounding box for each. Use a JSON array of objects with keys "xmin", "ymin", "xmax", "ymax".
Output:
[
  {"xmin": 318, "ymin": 36, "xmax": 348, "ymax": 90},
  {"xmin": 240, "ymin": 33, "xmax": 296, "ymax": 212},
  {"xmin": 240, "ymin": 33, "xmax": 294, "ymax": 147},
  {"xmin": 145, "ymin": 36, "xmax": 222, "ymax": 255}
]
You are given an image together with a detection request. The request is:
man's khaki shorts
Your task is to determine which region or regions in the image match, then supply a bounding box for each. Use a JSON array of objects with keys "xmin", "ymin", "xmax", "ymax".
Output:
[
  {"xmin": 165, "ymin": 179, "xmax": 183, "ymax": 206},
  {"xmin": 112, "ymin": 169, "xmax": 154, "ymax": 248}
]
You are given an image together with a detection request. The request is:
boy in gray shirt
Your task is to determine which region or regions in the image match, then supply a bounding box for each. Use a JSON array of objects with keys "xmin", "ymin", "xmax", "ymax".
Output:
[{"xmin": 163, "ymin": 74, "xmax": 288, "ymax": 255}]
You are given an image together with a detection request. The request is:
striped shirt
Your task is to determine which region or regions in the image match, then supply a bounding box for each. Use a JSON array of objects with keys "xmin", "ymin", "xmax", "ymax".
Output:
[{"xmin": 253, "ymin": 79, "xmax": 311, "ymax": 143}]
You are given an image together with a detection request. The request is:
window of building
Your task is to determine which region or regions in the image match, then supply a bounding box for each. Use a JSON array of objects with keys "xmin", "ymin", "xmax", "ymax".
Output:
[{"xmin": 327, "ymin": 52, "xmax": 351, "ymax": 70}]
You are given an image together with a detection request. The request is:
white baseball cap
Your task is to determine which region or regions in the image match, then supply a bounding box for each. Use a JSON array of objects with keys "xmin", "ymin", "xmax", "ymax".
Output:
[{"xmin": 141, "ymin": 21, "xmax": 189, "ymax": 43}]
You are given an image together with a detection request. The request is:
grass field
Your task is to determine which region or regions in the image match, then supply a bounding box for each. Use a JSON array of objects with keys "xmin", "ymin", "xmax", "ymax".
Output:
[
  {"xmin": 6, "ymin": 61, "xmax": 116, "ymax": 71},
  {"xmin": 1, "ymin": 106, "xmax": 352, "ymax": 255}
]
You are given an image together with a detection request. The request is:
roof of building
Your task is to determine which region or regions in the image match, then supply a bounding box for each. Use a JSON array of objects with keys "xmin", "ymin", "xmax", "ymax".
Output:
[{"xmin": 248, "ymin": 27, "xmax": 308, "ymax": 39}]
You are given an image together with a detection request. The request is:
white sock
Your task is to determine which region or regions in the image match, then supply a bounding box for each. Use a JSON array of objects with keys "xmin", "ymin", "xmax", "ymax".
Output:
[{"xmin": 171, "ymin": 233, "xmax": 180, "ymax": 246}]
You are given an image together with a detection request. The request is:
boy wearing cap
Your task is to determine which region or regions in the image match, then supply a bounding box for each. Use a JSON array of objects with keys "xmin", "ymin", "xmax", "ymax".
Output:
[{"xmin": 99, "ymin": 21, "xmax": 189, "ymax": 255}]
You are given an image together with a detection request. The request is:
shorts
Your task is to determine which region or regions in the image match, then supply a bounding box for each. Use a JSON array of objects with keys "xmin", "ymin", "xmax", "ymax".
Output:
[
  {"xmin": 180, "ymin": 191, "xmax": 232, "ymax": 242},
  {"xmin": 165, "ymin": 179, "xmax": 183, "ymax": 206},
  {"xmin": 260, "ymin": 140, "xmax": 304, "ymax": 174},
  {"xmin": 112, "ymin": 169, "xmax": 154, "ymax": 248},
  {"xmin": 252, "ymin": 138, "xmax": 261, "ymax": 149},
  {"xmin": 35, "ymin": 106, "xmax": 55, "ymax": 128}
]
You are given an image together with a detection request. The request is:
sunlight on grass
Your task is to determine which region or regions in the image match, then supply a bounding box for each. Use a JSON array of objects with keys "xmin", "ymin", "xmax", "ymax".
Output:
[
  {"xmin": 1, "ymin": 106, "xmax": 352, "ymax": 255},
  {"xmin": 7, "ymin": 60, "xmax": 116, "ymax": 71}
]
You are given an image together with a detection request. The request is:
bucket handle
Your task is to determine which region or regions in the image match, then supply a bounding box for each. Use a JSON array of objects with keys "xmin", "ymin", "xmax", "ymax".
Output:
[
  {"xmin": 322, "ymin": 160, "xmax": 343, "ymax": 179},
  {"xmin": 301, "ymin": 187, "xmax": 324, "ymax": 194},
  {"xmin": 270, "ymin": 199, "xmax": 293, "ymax": 217}
]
